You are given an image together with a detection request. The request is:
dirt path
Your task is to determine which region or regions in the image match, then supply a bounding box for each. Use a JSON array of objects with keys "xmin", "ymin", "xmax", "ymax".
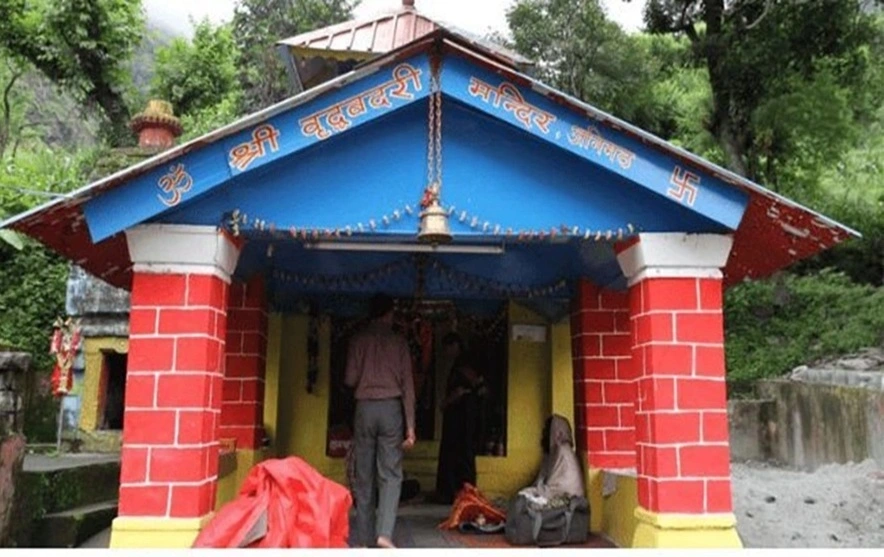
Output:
[{"xmin": 733, "ymin": 459, "xmax": 884, "ymax": 547}]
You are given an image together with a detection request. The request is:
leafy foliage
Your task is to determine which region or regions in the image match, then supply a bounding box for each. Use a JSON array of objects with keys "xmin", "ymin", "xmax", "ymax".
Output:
[
  {"xmin": 232, "ymin": 0, "xmax": 358, "ymax": 112},
  {"xmin": 507, "ymin": 0, "xmax": 669, "ymax": 132},
  {"xmin": 0, "ymin": 148, "xmax": 94, "ymax": 440},
  {"xmin": 0, "ymin": 0, "xmax": 145, "ymax": 143},
  {"xmin": 151, "ymin": 19, "xmax": 242, "ymax": 119},
  {"xmin": 642, "ymin": 0, "xmax": 882, "ymax": 181},
  {"xmin": 724, "ymin": 270, "xmax": 884, "ymax": 395}
]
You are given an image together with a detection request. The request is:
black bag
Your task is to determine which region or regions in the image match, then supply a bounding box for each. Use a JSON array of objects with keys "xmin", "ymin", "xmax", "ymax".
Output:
[{"xmin": 504, "ymin": 495, "xmax": 590, "ymax": 547}]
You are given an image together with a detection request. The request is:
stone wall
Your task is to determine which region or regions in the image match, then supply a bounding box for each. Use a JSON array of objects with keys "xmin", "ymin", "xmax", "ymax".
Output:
[
  {"xmin": 1, "ymin": 350, "xmax": 29, "ymax": 546},
  {"xmin": 728, "ymin": 350, "xmax": 884, "ymax": 470},
  {"xmin": 757, "ymin": 379, "xmax": 884, "ymax": 471},
  {"xmin": 65, "ymin": 265, "xmax": 129, "ymax": 338},
  {"xmin": 727, "ymin": 399, "xmax": 776, "ymax": 462},
  {"xmin": 0, "ymin": 351, "xmax": 29, "ymax": 437}
]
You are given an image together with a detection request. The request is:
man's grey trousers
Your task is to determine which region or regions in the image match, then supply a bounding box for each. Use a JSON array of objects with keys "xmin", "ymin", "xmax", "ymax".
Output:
[{"xmin": 353, "ymin": 398, "xmax": 403, "ymax": 546}]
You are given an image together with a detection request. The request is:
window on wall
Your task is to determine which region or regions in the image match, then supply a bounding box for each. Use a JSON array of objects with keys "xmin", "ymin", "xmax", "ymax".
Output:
[
  {"xmin": 325, "ymin": 300, "xmax": 508, "ymax": 458},
  {"xmin": 100, "ymin": 352, "xmax": 127, "ymax": 430}
]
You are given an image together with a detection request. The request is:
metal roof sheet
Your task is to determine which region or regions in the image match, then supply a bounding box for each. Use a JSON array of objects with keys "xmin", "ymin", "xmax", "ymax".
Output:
[{"xmin": 276, "ymin": 1, "xmax": 532, "ymax": 69}]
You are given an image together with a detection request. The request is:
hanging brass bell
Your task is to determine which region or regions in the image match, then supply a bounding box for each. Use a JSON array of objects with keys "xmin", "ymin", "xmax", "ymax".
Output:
[{"xmin": 418, "ymin": 202, "xmax": 452, "ymax": 244}]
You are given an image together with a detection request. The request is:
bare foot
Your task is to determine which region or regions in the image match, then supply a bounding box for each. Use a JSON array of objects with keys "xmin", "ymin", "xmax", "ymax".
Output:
[{"xmin": 376, "ymin": 536, "xmax": 396, "ymax": 549}]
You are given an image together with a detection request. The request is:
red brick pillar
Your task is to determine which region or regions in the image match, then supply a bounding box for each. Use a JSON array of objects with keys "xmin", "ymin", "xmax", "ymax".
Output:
[
  {"xmin": 570, "ymin": 279, "xmax": 636, "ymax": 470},
  {"xmin": 111, "ymin": 225, "xmax": 240, "ymax": 548},
  {"xmin": 221, "ymin": 276, "xmax": 267, "ymax": 450},
  {"xmin": 616, "ymin": 233, "xmax": 741, "ymax": 547}
]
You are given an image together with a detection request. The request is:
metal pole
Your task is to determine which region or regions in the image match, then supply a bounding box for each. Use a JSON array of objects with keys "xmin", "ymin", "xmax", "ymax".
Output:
[{"xmin": 56, "ymin": 397, "xmax": 64, "ymax": 454}]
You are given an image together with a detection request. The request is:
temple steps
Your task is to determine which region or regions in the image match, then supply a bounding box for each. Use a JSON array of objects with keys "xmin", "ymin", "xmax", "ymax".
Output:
[
  {"xmin": 33, "ymin": 500, "xmax": 118, "ymax": 548},
  {"xmin": 10, "ymin": 453, "xmax": 120, "ymax": 547}
]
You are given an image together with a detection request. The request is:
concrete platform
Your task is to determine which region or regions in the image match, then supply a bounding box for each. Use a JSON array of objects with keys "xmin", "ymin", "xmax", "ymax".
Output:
[
  {"xmin": 79, "ymin": 502, "xmax": 614, "ymax": 548},
  {"xmin": 23, "ymin": 452, "xmax": 119, "ymax": 473}
]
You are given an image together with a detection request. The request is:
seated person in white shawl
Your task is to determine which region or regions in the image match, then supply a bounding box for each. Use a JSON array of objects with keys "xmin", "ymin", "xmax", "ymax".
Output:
[{"xmin": 520, "ymin": 414, "xmax": 585, "ymax": 506}]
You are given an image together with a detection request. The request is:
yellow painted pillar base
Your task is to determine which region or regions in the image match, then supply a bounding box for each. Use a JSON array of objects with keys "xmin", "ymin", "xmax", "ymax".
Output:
[
  {"xmin": 109, "ymin": 515, "xmax": 212, "ymax": 548},
  {"xmin": 632, "ymin": 507, "xmax": 743, "ymax": 548}
]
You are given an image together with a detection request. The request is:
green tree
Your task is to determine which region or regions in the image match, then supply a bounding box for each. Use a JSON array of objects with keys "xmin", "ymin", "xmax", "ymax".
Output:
[
  {"xmin": 0, "ymin": 0, "xmax": 145, "ymax": 144},
  {"xmin": 0, "ymin": 147, "xmax": 96, "ymax": 368},
  {"xmin": 232, "ymin": 0, "xmax": 358, "ymax": 112},
  {"xmin": 642, "ymin": 0, "xmax": 881, "ymax": 181},
  {"xmin": 151, "ymin": 19, "xmax": 242, "ymax": 120},
  {"xmin": 0, "ymin": 58, "xmax": 30, "ymax": 159},
  {"xmin": 506, "ymin": 0, "xmax": 664, "ymax": 130}
]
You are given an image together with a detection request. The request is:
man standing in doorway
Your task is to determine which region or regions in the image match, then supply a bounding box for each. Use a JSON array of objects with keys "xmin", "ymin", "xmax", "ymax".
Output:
[{"xmin": 345, "ymin": 294, "xmax": 416, "ymax": 548}]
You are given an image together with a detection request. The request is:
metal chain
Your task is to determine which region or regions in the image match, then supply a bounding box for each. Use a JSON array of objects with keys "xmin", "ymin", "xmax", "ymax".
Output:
[
  {"xmin": 426, "ymin": 70, "xmax": 443, "ymax": 192},
  {"xmin": 426, "ymin": 75, "xmax": 436, "ymax": 188},
  {"xmin": 434, "ymin": 89, "xmax": 442, "ymax": 189}
]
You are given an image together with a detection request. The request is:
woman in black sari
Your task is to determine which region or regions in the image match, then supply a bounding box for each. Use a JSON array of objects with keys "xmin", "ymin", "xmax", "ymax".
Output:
[{"xmin": 435, "ymin": 334, "xmax": 486, "ymax": 504}]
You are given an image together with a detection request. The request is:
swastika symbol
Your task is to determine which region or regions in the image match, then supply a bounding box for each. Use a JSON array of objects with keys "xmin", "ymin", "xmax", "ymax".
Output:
[{"xmin": 668, "ymin": 166, "xmax": 700, "ymax": 207}]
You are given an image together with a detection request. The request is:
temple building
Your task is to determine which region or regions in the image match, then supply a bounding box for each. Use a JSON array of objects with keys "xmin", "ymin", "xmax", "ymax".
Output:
[{"xmin": 0, "ymin": 1, "xmax": 858, "ymax": 549}]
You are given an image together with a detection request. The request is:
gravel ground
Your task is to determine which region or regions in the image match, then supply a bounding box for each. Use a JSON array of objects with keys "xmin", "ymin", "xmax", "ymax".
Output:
[{"xmin": 733, "ymin": 459, "xmax": 884, "ymax": 548}]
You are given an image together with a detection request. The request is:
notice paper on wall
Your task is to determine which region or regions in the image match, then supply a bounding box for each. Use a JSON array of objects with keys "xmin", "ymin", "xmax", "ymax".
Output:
[{"xmin": 511, "ymin": 324, "xmax": 547, "ymax": 343}]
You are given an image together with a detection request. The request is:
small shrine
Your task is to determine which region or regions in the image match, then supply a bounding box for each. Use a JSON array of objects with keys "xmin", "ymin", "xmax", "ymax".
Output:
[{"xmin": 0, "ymin": 0, "xmax": 857, "ymax": 549}]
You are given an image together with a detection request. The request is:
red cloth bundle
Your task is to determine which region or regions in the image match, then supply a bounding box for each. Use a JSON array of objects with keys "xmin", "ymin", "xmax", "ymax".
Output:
[{"xmin": 193, "ymin": 457, "xmax": 352, "ymax": 548}]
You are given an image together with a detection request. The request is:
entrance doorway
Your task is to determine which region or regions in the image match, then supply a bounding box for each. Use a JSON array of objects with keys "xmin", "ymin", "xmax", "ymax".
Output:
[
  {"xmin": 100, "ymin": 351, "xmax": 126, "ymax": 430},
  {"xmin": 325, "ymin": 299, "xmax": 508, "ymax": 459}
]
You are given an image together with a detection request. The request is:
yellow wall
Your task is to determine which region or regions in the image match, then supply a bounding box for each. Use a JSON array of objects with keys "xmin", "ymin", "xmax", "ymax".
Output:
[
  {"xmin": 273, "ymin": 313, "xmax": 347, "ymax": 483},
  {"xmin": 263, "ymin": 313, "xmax": 283, "ymax": 450},
  {"xmin": 79, "ymin": 336, "xmax": 128, "ymax": 431},
  {"xmin": 475, "ymin": 302, "xmax": 551, "ymax": 497},
  {"xmin": 585, "ymin": 463, "xmax": 640, "ymax": 547},
  {"xmin": 550, "ymin": 317, "xmax": 574, "ymax": 425},
  {"xmin": 262, "ymin": 302, "xmax": 554, "ymax": 499},
  {"xmin": 214, "ymin": 449, "xmax": 266, "ymax": 510}
]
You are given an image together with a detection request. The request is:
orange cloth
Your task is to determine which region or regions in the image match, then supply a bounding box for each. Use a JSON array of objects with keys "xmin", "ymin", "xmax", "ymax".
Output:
[
  {"xmin": 439, "ymin": 484, "xmax": 506, "ymax": 530},
  {"xmin": 193, "ymin": 457, "xmax": 351, "ymax": 548}
]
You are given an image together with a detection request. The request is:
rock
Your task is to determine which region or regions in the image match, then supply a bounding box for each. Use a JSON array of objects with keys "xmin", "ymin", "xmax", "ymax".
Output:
[
  {"xmin": 838, "ymin": 358, "xmax": 876, "ymax": 371},
  {"xmin": 804, "ymin": 497, "xmax": 816, "ymax": 505},
  {"xmin": 790, "ymin": 365, "xmax": 809, "ymax": 379},
  {"xmin": 746, "ymin": 511, "xmax": 754, "ymax": 518},
  {"xmin": 830, "ymin": 534, "xmax": 840, "ymax": 542},
  {"xmin": 0, "ymin": 353, "xmax": 30, "ymax": 374},
  {"xmin": 0, "ymin": 434, "xmax": 26, "ymax": 546},
  {"xmin": 765, "ymin": 495, "xmax": 777, "ymax": 503}
]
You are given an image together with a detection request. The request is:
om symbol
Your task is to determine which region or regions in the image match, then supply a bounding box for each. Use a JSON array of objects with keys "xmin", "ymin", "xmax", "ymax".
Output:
[{"xmin": 157, "ymin": 163, "xmax": 193, "ymax": 207}]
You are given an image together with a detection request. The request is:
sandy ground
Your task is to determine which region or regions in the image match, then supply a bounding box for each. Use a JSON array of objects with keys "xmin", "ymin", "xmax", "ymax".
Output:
[
  {"xmin": 79, "ymin": 458, "xmax": 884, "ymax": 548},
  {"xmin": 733, "ymin": 459, "xmax": 884, "ymax": 548}
]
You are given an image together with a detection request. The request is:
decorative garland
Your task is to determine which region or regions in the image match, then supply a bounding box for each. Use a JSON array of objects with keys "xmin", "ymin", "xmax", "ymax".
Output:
[
  {"xmin": 322, "ymin": 300, "xmax": 509, "ymax": 345},
  {"xmin": 270, "ymin": 258, "xmax": 413, "ymax": 291},
  {"xmin": 223, "ymin": 206, "xmax": 639, "ymax": 243},
  {"xmin": 429, "ymin": 259, "xmax": 569, "ymax": 299},
  {"xmin": 268, "ymin": 255, "xmax": 569, "ymax": 300}
]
